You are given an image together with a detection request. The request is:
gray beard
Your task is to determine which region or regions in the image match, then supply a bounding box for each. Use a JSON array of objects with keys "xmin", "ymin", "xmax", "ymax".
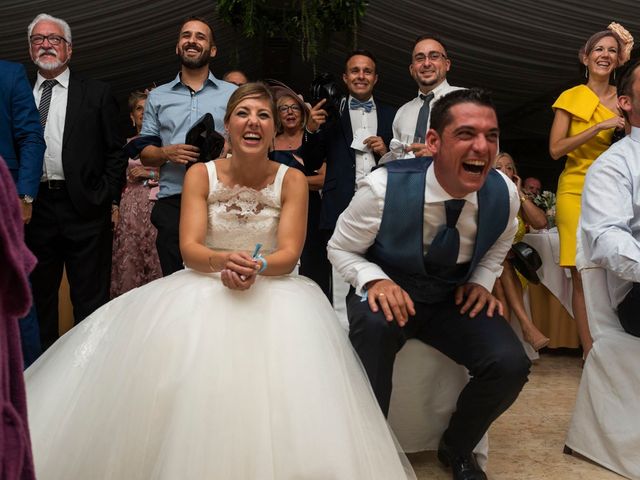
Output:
[{"xmin": 35, "ymin": 57, "xmax": 65, "ymax": 72}]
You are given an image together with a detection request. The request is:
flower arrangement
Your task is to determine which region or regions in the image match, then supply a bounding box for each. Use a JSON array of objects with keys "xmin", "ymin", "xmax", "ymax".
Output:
[{"xmin": 533, "ymin": 190, "xmax": 557, "ymax": 228}]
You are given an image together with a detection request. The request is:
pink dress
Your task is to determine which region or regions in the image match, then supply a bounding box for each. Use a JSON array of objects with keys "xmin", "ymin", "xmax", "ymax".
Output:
[{"xmin": 110, "ymin": 158, "xmax": 162, "ymax": 297}]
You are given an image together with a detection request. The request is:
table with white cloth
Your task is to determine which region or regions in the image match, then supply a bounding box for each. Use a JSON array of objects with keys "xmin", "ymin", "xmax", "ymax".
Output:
[{"xmin": 523, "ymin": 229, "xmax": 580, "ymax": 349}]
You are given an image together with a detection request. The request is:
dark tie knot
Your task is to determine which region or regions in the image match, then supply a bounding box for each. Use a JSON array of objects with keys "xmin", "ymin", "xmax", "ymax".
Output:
[
  {"xmin": 349, "ymin": 98, "xmax": 374, "ymax": 113},
  {"xmin": 444, "ymin": 199, "xmax": 465, "ymax": 227},
  {"xmin": 419, "ymin": 92, "xmax": 435, "ymax": 103},
  {"xmin": 42, "ymin": 79, "xmax": 58, "ymax": 91}
]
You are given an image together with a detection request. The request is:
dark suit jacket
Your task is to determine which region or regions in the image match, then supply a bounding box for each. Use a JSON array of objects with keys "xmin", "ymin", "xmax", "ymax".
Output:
[
  {"xmin": 0, "ymin": 60, "xmax": 45, "ymax": 198},
  {"xmin": 58, "ymin": 71, "xmax": 127, "ymax": 218},
  {"xmin": 299, "ymin": 98, "xmax": 396, "ymax": 231}
]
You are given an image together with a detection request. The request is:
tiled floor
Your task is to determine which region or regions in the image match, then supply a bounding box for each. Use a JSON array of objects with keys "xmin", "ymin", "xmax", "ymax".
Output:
[{"xmin": 408, "ymin": 353, "xmax": 624, "ymax": 479}]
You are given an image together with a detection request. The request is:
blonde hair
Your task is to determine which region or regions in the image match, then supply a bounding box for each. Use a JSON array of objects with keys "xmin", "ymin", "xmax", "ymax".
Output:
[
  {"xmin": 276, "ymin": 94, "xmax": 307, "ymax": 134},
  {"xmin": 223, "ymin": 82, "xmax": 277, "ymax": 125},
  {"xmin": 495, "ymin": 152, "xmax": 517, "ymax": 176}
]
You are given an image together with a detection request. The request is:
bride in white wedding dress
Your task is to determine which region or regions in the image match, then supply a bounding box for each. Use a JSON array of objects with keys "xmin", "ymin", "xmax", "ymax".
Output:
[{"xmin": 25, "ymin": 83, "xmax": 416, "ymax": 480}]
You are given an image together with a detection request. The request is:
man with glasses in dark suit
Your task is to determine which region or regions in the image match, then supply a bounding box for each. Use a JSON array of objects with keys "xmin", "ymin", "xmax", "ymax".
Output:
[{"xmin": 25, "ymin": 13, "xmax": 126, "ymax": 351}]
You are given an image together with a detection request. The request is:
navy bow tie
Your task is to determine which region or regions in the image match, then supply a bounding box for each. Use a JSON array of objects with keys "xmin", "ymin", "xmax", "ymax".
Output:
[{"xmin": 349, "ymin": 98, "xmax": 374, "ymax": 113}]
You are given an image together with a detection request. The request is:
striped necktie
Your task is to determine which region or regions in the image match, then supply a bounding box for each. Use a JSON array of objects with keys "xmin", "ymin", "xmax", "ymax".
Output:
[{"xmin": 39, "ymin": 79, "xmax": 58, "ymax": 129}]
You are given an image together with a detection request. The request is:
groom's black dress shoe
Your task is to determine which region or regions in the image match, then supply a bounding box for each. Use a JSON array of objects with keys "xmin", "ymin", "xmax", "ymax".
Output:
[{"xmin": 437, "ymin": 438, "xmax": 487, "ymax": 480}]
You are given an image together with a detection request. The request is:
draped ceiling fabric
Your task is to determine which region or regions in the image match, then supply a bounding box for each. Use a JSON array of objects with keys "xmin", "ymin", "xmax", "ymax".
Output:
[{"xmin": 2, "ymin": 0, "xmax": 640, "ymax": 184}]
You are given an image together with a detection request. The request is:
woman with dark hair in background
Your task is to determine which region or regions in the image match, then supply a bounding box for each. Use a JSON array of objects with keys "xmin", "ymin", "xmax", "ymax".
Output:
[
  {"xmin": 549, "ymin": 23, "xmax": 633, "ymax": 357},
  {"xmin": 110, "ymin": 90, "xmax": 161, "ymax": 297}
]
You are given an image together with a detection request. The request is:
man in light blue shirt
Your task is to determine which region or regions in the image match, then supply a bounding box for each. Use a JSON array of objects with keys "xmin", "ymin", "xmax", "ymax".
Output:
[
  {"xmin": 140, "ymin": 16, "xmax": 236, "ymax": 275},
  {"xmin": 581, "ymin": 59, "xmax": 640, "ymax": 336}
]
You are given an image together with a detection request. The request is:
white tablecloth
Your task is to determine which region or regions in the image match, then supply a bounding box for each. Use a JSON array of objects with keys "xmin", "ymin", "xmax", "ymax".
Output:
[{"xmin": 523, "ymin": 229, "xmax": 573, "ymax": 317}]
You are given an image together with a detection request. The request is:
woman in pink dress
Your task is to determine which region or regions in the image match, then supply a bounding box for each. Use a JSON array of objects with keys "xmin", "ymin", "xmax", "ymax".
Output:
[{"xmin": 110, "ymin": 91, "xmax": 161, "ymax": 297}]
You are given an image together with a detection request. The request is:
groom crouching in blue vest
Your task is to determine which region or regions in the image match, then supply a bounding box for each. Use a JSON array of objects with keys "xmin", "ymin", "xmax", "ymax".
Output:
[{"xmin": 328, "ymin": 88, "xmax": 530, "ymax": 480}]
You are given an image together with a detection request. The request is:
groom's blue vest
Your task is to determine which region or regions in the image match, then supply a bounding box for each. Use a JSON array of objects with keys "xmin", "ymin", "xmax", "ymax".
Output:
[{"xmin": 366, "ymin": 157, "xmax": 510, "ymax": 303}]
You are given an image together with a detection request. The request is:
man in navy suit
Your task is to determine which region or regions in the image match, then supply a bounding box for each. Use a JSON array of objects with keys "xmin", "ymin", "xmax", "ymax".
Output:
[
  {"xmin": 25, "ymin": 13, "xmax": 126, "ymax": 351},
  {"xmin": 0, "ymin": 59, "xmax": 46, "ymax": 366},
  {"xmin": 299, "ymin": 49, "xmax": 397, "ymax": 302}
]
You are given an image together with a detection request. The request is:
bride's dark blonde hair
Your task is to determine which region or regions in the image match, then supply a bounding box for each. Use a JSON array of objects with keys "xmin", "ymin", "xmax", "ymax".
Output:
[{"xmin": 224, "ymin": 82, "xmax": 277, "ymax": 124}]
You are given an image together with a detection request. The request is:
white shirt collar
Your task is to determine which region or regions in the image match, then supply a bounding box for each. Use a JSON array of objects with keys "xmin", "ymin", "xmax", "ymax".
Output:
[
  {"xmin": 425, "ymin": 162, "xmax": 478, "ymax": 205},
  {"xmin": 35, "ymin": 67, "xmax": 70, "ymax": 90},
  {"xmin": 630, "ymin": 126, "xmax": 640, "ymax": 143}
]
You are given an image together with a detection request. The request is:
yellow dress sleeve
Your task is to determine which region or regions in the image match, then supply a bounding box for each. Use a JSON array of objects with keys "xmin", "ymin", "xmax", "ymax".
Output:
[
  {"xmin": 552, "ymin": 85, "xmax": 599, "ymax": 122},
  {"xmin": 514, "ymin": 215, "xmax": 526, "ymax": 244}
]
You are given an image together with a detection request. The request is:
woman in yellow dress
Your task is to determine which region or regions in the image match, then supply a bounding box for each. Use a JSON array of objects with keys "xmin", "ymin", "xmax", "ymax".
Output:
[
  {"xmin": 493, "ymin": 153, "xmax": 550, "ymax": 351},
  {"xmin": 549, "ymin": 23, "xmax": 633, "ymax": 356}
]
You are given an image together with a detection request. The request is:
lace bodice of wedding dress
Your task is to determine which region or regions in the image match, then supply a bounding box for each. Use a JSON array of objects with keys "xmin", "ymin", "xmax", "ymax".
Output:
[{"xmin": 204, "ymin": 161, "xmax": 287, "ymax": 255}]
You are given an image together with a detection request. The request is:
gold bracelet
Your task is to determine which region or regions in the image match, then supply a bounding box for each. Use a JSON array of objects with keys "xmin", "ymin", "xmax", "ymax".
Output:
[{"xmin": 520, "ymin": 195, "xmax": 527, "ymax": 204}]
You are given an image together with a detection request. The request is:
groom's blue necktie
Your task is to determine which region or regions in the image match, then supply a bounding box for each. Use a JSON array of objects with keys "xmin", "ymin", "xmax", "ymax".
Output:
[{"xmin": 424, "ymin": 199, "xmax": 465, "ymax": 266}]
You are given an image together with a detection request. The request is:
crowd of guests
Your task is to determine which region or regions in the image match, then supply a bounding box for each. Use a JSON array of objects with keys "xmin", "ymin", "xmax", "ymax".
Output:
[{"xmin": 2, "ymin": 9, "xmax": 640, "ymax": 480}]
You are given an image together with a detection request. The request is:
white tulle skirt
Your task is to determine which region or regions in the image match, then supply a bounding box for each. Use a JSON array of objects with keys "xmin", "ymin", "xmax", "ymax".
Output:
[{"xmin": 25, "ymin": 269, "xmax": 415, "ymax": 479}]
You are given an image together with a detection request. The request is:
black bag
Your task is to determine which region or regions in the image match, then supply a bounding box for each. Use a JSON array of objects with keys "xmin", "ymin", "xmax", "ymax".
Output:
[
  {"xmin": 509, "ymin": 242, "xmax": 542, "ymax": 284},
  {"xmin": 185, "ymin": 113, "xmax": 225, "ymax": 169}
]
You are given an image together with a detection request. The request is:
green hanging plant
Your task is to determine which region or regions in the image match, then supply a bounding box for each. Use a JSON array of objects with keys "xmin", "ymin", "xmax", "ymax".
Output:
[{"xmin": 217, "ymin": 0, "xmax": 369, "ymax": 62}]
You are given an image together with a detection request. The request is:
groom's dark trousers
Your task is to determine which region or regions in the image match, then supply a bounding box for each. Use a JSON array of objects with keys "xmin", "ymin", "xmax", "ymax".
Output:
[{"xmin": 347, "ymin": 289, "xmax": 530, "ymax": 456}]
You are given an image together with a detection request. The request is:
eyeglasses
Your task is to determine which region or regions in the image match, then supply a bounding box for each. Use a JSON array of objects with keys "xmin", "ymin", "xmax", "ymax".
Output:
[
  {"xmin": 413, "ymin": 51, "xmax": 447, "ymax": 63},
  {"xmin": 278, "ymin": 104, "xmax": 302, "ymax": 114},
  {"xmin": 30, "ymin": 34, "xmax": 69, "ymax": 46}
]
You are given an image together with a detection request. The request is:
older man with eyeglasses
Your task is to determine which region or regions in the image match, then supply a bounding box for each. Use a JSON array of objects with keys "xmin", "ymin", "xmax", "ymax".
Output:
[
  {"xmin": 392, "ymin": 34, "xmax": 464, "ymax": 158},
  {"xmin": 25, "ymin": 13, "xmax": 127, "ymax": 352}
]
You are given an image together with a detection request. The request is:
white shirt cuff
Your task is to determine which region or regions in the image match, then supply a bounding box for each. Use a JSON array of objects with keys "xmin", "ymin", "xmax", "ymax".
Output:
[
  {"xmin": 469, "ymin": 264, "xmax": 501, "ymax": 293},
  {"xmin": 355, "ymin": 266, "xmax": 391, "ymax": 295}
]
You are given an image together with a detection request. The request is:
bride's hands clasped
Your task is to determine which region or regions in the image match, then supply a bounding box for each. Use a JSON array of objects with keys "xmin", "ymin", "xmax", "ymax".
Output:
[{"xmin": 220, "ymin": 252, "xmax": 261, "ymax": 290}]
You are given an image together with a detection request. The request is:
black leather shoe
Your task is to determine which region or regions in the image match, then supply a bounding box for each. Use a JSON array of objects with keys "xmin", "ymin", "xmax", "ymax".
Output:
[{"xmin": 437, "ymin": 437, "xmax": 487, "ymax": 480}]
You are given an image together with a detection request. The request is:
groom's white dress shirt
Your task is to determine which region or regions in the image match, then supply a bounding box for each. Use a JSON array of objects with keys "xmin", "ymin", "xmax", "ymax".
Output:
[{"xmin": 328, "ymin": 164, "xmax": 519, "ymax": 295}]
